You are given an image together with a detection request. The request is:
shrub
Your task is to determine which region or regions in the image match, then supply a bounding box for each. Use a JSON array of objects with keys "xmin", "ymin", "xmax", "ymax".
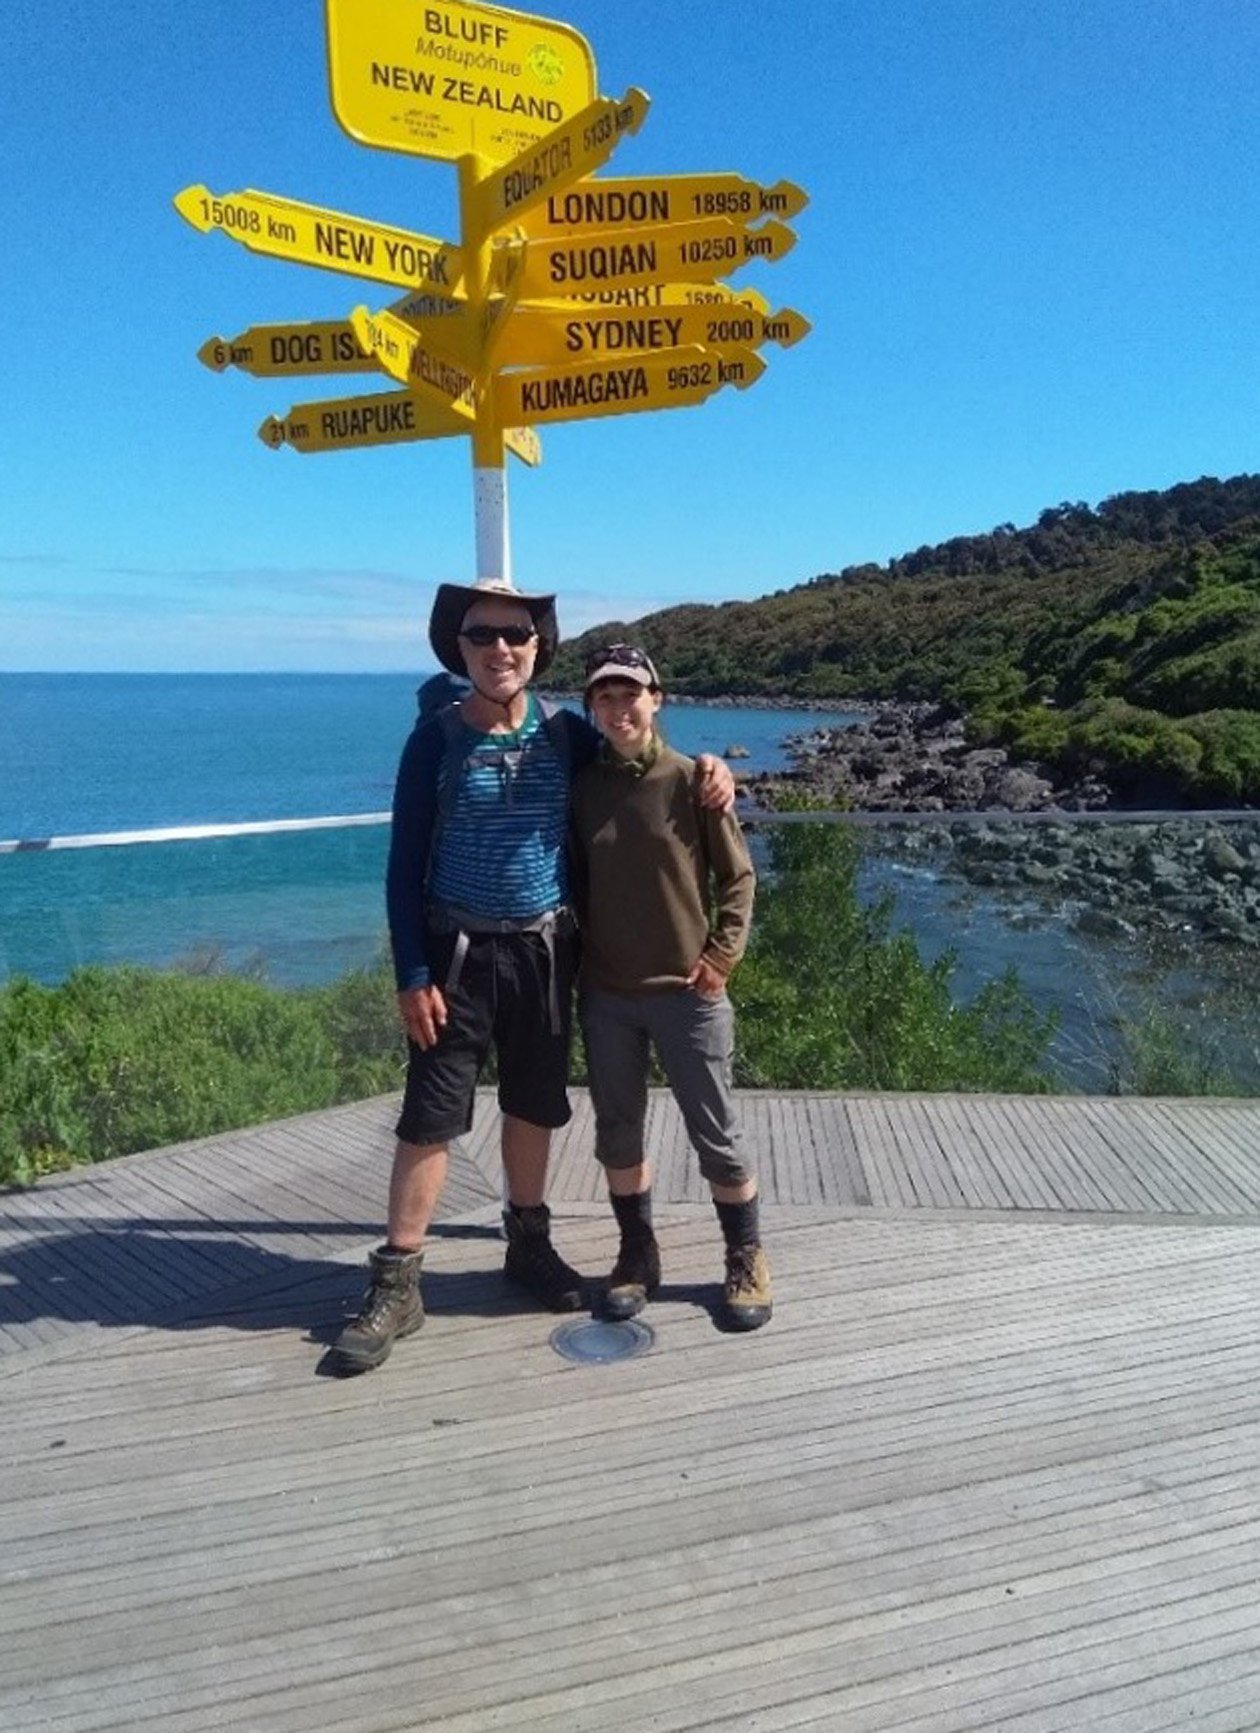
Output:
[
  {"xmin": 0, "ymin": 967, "xmax": 341, "ymax": 1184},
  {"xmin": 732, "ymin": 823, "xmax": 1056, "ymax": 1092}
]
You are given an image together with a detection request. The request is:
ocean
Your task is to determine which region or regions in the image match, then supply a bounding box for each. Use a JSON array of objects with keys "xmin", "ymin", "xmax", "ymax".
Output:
[
  {"xmin": 0, "ymin": 670, "xmax": 858, "ymax": 989},
  {"xmin": 0, "ymin": 673, "xmax": 845, "ymax": 839},
  {"xmin": 0, "ymin": 673, "xmax": 1226, "ymax": 1088}
]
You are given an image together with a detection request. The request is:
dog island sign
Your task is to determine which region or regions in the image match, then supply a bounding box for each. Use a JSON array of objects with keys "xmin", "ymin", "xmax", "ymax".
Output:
[{"xmin": 325, "ymin": 0, "xmax": 597, "ymax": 163}]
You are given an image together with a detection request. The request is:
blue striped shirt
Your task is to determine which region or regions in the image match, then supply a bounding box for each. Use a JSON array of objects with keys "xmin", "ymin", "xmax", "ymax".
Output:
[{"xmin": 428, "ymin": 695, "xmax": 568, "ymax": 918}]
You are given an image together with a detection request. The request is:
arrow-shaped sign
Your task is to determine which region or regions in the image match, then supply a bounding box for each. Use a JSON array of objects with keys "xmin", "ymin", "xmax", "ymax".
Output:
[
  {"xmin": 259, "ymin": 387, "xmax": 540, "ymax": 465},
  {"xmin": 197, "ymin": 321, "xmax": 378, "ymax": 378},
  {"xmin": 520, "ymin": 174, "xmax": 808, "ymax": 237},
  {"xmin": 350, "ymin": 305, "xmax": 478, "ymax": 418},
  {"xmin": 174, "ymin": 185, "xmax": 465, "ymax": 296},
  {"xmin": 528, "ymin": 283, "xmax": 774, "ymax": 315},
  {"xmin": 498, "ymin": 217, "xmax": 796, "ymax": 301},
  {"xmin": 496, "ymin": 301, "xmax": 810, "ymax": 366},
  {"xmin": 259, "ymin": 389, "xmax": 470, "ymax": 453},
  {"xmin": 493, "ymin": 344, "xmax": 764, "ymax": 428},
  {"xmin": 467, "ymin": 87, "xmax": 650, "ymax": 236}
]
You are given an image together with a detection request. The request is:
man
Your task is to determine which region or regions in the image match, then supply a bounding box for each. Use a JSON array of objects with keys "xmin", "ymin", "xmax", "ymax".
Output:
[{"xmin": 332, "ymin": 579, "xmax": 734, "ymax": 1373}]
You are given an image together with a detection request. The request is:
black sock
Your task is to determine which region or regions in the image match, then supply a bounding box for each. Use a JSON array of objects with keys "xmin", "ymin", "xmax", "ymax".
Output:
[
  {"xmin": 611, "ymin": 1188, "xmax": 654, "ymax": 1243},
  {"xmin": 714, "ymin": 1196, "xmax": 760, "ymax": 1251}
]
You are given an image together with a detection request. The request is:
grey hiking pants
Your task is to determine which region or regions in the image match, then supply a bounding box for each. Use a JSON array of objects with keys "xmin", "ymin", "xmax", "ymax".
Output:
[{"xmin": 579, "ymin": 985, "xmax": 752, "ymax": 1188}]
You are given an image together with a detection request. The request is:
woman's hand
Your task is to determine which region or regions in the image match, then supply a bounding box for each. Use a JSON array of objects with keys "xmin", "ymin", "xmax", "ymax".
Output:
[{"xmin": 686, "ymin": 957, "xmax": 727, "ymax": 1001}]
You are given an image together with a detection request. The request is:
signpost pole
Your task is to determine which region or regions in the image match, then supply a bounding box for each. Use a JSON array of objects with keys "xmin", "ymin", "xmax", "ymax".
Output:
[{"xmin": 460, "ymin": 152, "xmax": 511, "ymax": 585}]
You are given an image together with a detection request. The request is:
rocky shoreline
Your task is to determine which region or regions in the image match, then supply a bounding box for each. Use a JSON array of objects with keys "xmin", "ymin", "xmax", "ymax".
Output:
[
  {"xmin": 740, "ymin": 701, "xmax": 1260, "ymax": 956},
  {"xmin": 750, "ymin": 701, "xmax": 1111, "ymax": 812}
]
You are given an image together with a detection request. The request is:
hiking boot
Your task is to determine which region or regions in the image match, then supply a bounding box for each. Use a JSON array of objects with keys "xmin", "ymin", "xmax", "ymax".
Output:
[
  {"xmin": 722, "ymin": 1243, "xmax": 773, "ymax": 1331},
  {"xmin": 503, "ymin": 1204, "xmax": 584, "ymax": 1312},
  {"xmin": 603, "ymin": 1235, "xmax": 662, "ymax": 1320},
  {"xmin": 331, "ymin": 1246, "xmax": 424, "ymax": 1372}
]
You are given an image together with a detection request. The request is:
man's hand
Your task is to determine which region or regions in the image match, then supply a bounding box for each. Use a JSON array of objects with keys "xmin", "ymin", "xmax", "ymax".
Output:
[
  {"xmin": 398, "ymin": 984, "xmax": 448, "ymax": 1049},
  {"xmin": 686, "ymin": 956, "xmax": 727, "ymax": 1001},
  {"xmin": 695, "ymin": 752, "xmax": 737, "ymax": 814}
]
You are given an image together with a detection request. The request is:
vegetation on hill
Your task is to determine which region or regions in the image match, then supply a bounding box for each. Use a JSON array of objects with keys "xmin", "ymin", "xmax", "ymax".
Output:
[{"xmin": 552, "ymin": 474, "xmax": 1260, "ymax": 803}]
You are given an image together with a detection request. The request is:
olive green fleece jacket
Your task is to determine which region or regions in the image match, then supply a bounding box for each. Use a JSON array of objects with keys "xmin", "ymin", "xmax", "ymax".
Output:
[{"xmin": 569, "ymin": 740, "xmax": 756, "ymax": 993}]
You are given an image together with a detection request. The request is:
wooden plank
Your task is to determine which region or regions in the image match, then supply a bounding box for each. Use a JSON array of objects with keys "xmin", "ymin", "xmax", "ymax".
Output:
[
  {"xmin": 940, "ymin": 1096, "xmax": 1062, "ymax": 1211},
  {"xmin": 804, "ymin": 1098, "xmax": 870, "ymax": 1207},
  {"xmin": 1115, "ymin": 1101, "xmax": 1254, "ymax": 1215}
]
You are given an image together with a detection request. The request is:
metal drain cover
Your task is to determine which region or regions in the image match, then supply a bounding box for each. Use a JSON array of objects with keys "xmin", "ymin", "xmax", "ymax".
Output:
[{"xmin": 549, "ymin": 1317, "xmax": 655, "ymax": 1364}]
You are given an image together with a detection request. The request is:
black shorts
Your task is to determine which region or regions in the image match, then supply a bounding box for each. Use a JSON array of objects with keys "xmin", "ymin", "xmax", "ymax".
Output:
[{"xmin": 395, "ymin": 927, "xmax": 575, "ymax": 1147}]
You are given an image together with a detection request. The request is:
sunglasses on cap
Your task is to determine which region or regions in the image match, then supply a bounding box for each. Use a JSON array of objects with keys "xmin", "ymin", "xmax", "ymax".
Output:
[
  {"xmin": 459, "ymin": 623, "xmax": 537, "ymax": 648},
  {"xmin": 583, "ymin": 643, "xmax": 657, "ymax": 674}
]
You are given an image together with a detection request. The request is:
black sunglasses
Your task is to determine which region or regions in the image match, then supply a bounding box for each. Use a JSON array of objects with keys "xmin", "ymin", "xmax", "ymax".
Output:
[
  {"xmin": 460, "ymin": 624, "xmax": 537, "ymax": 648},
  {"xmin": 584, "ymin": 643, "xmax": 654, "ymax": 672}
]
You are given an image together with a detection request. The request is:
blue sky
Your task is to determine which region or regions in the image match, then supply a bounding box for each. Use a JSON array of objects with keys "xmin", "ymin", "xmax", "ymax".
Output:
[{"xmin": 4, "ymin": 0, "xmax": 1258, "ymax": 671}]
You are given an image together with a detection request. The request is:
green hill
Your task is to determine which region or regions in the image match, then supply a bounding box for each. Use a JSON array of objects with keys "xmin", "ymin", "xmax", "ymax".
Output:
[{"xmin": 552, "ymin": 473, "xmax": 1260, "ymax": 803}]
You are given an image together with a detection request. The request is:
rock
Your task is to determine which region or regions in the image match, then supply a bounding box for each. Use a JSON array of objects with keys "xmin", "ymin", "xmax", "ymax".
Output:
[
  {"xmin": 1203, "ymin": 832, "xmax": 1248, "ymax": 879},
  {"xmin": 1073, "ymin": 909, "xmax": 1139, "ymax": 940},
  {"xmin": 1018, "ymin": 861, "xmax": 1066, "ymax": 887},
  {"xmin": 723, "ymin": 743, "xmax": 750, "ymax": 760},
  {"xmin": 982, "ymin": 767, "xmax": 1055, "ymax": 810}
]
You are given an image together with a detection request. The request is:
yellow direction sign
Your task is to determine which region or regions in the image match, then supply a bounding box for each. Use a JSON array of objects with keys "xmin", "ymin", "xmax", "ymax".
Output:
[
  {"xmin": 259, "ymin": 390, "xmax": 471, "ymax": 453},
  {"xmin": 383, "ymin": 291, "xmax": 487, "ymax": 369},
  {"xmin": 325, "ymin": 0, "xmax": 597, "ymax": 165},
  {"xmin": 174, "ymin": 186, "xmax": 465, "ymax": 297},
  {"xmin": 498, "ymin": 218, "xmax": 796, "ymax": 300},
  {"xmin": 520, "ymin": 174, "xmax": 808, "ymax": 237},
  {"xmin": 493, "ymin": 345, "xmax": 765, "ymax": 428},
  {"xmin": 198, "ymin": 321, "xmax": 377, "ymax": 377},
  {"xmin": 530, "ymin": 283, "xmax": 773, "ymax": 314},
  {"xmin": 350, "ymin": 306, "xmax": 478, "ymax": 418},
  {"xmin": 496, "ymin": 302, "xmax": 810, "ymax": 366},
  {"xmin": 259, "ymin": 388, "xmax": 542, "ymax": 465},
  {"xmin": 467, "ymin": 87, "xmax": 649, "ymax": 236}
]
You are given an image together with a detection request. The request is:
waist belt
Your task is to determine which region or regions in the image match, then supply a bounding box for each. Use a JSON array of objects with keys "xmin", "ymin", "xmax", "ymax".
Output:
[{"xmin": 429, "ymin": 902, "xmax": 573, "ymax": 1032}]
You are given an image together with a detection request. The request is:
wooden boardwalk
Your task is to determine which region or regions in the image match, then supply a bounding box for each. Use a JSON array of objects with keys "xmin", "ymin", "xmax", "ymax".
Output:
[{"xmin": 3, "ymin": 1090, "xmax": 1260, "ymax": 1730}]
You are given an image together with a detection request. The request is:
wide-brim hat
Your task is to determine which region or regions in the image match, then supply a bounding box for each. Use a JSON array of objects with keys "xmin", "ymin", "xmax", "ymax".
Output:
[{"xmin": 429, "ymin": 579, "xmax": 558, "ymax": 677}]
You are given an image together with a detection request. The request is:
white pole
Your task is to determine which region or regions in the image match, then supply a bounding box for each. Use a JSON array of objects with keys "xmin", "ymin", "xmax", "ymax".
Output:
[{"xmin": 473, "ymin": 464, "xmax": 510, "ymax": 584}]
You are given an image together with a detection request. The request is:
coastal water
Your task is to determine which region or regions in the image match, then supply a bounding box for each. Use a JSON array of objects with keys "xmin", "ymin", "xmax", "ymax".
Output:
[
  {"xmin": 1, "ymin": 674, "xmax": 1242, "ymax": 1089},
  {"xmin": 0, "ymin": 673, "xmax": 848, "ymax": 839}
]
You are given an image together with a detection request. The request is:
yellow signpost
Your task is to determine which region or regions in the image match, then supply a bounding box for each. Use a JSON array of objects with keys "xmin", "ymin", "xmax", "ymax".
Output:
[
  {"xmin": 466, "ymin": 87, "xmax": 650, "ymax": 236},
  {"xmin": 325, "ymin": 0, "xmax": 597, "ymax": 164},
  {"xmin": 174, "ymin": 186, "xmax": 465, "ymax": 296},
  {"xmin": 528, "ymin": 282, "xmax": 775, "ymax": 314},
  {"xmin": 493, "ymin": 345, "xmax": 765, "ymax": 428},
  {"xmin": 259, "ymin": 389, "xmax": 473, "ymax": 453},
  {"xmin": 519, "ymin": 174, "xmax": 809, "ymax": 237},
  {"xmin": 259, "ymin": 388, "xmax": 541, "ymax": 464},
  {"xmin": 494, "ymin": 302, "xmax": 811, "ymax": 367},
  {"xmin": 198, "ymin": 322, "xmax": 378, "ymax": 377},
  {"xmin": 349, "ymin": 306, "xmax": 478, "ymax": 418},
  {"xmin": 178, "ymin": 0, "xmax": 809, "ymax": 585},
  {"xmin": 499, "ymin": 217, "xmax": 797, "ymax": 301}
]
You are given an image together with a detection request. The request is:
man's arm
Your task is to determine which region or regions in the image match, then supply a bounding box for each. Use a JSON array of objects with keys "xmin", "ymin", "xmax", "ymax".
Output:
[
  {"xmin": 385, "ymin": 720, "xmax": 442, "ymax": 994},
  {"xmin": 386, "ymin": 721, "xmax": 454, "ymax": 1048}
]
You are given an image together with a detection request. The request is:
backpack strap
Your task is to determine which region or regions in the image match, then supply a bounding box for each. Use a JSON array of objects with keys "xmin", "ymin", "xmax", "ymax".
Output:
[
  {"xmin": 434, "ymin": 702, "xmax": 466, "ymax": 826},
  {"xmin": 535, "ymin": 694, "xmax": 572, "ymax": 783}
]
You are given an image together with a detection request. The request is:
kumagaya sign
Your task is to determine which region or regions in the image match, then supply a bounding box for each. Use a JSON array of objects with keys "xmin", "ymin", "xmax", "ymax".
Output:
[{"xmin": 175, "ymin": 0, "xmax": 810, "ymax": 584}]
